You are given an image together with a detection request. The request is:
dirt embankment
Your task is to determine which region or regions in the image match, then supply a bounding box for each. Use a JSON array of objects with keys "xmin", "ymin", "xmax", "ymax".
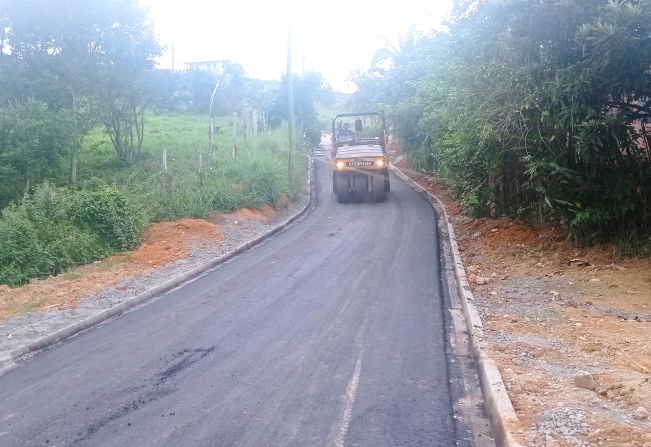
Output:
[
  {"xmin": 0, "ymin": 207, "xmax": 275, "ymax": 322},
  {"xmin": 397, "ymin": 161, "xmax": 651, "ymax": 447}
]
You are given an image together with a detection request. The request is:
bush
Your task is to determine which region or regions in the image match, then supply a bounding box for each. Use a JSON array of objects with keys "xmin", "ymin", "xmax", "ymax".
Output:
[
  {"xmin": 0, "ymin": 204, "xmax": 110, "ymax": 286},
  {"xmin": 0, "ymin": 211, "xmax": 52, "ymax": 286},
  {"xmin": 73, "ymin": 187, "xmax": 146, "ymax": 250},
  {"xmin": 0, "ymin": 183, "xmax": 144, "ymax": 286},
  {"xmin": 352, "ymin": 0, "xmax": 651, "ymax": 250},
  {"xmin": 569, "ymin": 208, "xmax": 613, "ymax": 245}
]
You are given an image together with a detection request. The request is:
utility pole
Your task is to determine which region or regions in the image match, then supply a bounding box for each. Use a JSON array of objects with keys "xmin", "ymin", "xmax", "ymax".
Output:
[{"xmin": 287, "ymin": 17, "xmax": 296, "ymax": 183}]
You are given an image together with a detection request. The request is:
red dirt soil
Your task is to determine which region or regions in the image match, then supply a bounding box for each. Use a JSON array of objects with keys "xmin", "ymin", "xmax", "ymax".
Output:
[
  {"xmin": 395, "ymin": 157, "xmax": 651, "ymax": 446},
  {"xmin": 0, "ymin": 212, "xmax": 273, "ymax": 321}
]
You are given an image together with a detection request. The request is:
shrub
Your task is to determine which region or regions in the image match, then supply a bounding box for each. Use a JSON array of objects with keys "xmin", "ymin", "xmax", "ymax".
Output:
[
  {"xmin": 569, "ymin": 208, "xmax": 613, "ymax": 245},
  {"xmin": 72, "ymin": 187, "xmax": 146, "ymax": 250},
  {"xmin": 0, "ymin": 115, "xmax": 307, "ymax": 287},
  {"xmin": 0, "ymin": 210, "xmax": 52, "ymax": 286},
  {"xmin": 0, "ymin": 183, "xmax": 144, "ymax": 286}
]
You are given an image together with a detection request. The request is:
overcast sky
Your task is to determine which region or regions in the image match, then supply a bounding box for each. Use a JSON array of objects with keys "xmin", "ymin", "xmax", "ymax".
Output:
[{"xmin": 143, "ymin": 0, "xmax": 452, "ymax": 92}]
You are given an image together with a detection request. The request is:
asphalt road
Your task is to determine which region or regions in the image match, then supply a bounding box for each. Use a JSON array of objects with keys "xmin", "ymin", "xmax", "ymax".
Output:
[{"xmin": 0, "ymin": 155, "xmax": 469, "ymax": 446}]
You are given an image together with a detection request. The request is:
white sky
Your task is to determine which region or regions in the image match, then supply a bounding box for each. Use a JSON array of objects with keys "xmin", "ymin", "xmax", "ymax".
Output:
[{"xmin": 143, "ymin": 0, "xmax": 452, "ymax": 92}]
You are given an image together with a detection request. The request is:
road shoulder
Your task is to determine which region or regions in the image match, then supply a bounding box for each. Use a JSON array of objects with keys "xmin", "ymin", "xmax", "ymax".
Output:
[
  {"xmin": 391, "ymin": 160, "xmax": 651, "ymax": 447},
  {"xmin": 392, "ymin": 165, "xmax": 523, "ymax": 447}
]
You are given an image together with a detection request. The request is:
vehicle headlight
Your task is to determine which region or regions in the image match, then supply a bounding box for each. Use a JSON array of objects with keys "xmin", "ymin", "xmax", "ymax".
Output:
[
  {"xmin": 376, "ymin": 159, "xmax": 385, "ymax": 167},
  {"xmin": 335, "ymin": 161, "xmax": 345, "ymax": 169}
]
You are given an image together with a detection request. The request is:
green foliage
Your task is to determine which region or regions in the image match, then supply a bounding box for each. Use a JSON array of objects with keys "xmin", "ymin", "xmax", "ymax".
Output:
[
  {"xmin": 0, "ymin": 0, "xmax": 315, "ymax": 284},
  {"xmin": 1, "ymin": 0, "xmax": 161, "ymax": 162},
  {"xmin": 353, "ymin": 0, "xmax": 651, "ymax": 248},
  {"xmin": 569, "ymin": 208, "xmax": 613, "ymax": 245},
  {"xmin": 267, "ymin": 71, "xmax": 333, "ymax": 147},
  {"xmin": 0, "ymin": 100, "xmax": 74, "ymax": 205},
  {"xmin": 0, "ymin": 183, "xmax": 111, "ymax": 286},
  {"xmin": 77, "ymin": 114, "xmax": 302, "ymax": 219},
  {"xmin": 138, "ymin": 159, "xmax": 290, "ymax": 222},
  {"xmin": 72, "ymin": 187, "xmax": 146, "ymax": 250},
  {"xmin": 142, "ymin": 134, "xmax": 296, "ymax": 220},
  {"xmin": 0, "ymin": 112, "xmax": 306, "ymax": 287},
  {"xmin": 149, "ymin": 61, "xmax": 273, "ymax": 115}
]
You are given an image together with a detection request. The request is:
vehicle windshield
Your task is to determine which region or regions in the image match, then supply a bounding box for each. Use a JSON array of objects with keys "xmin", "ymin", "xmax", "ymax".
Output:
[{"xmin": 334, "ymin": 115, "xmax": 384, "ymax": 144}]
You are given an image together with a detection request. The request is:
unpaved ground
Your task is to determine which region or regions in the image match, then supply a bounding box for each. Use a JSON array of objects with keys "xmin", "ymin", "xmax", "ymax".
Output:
[{"xmin": 395, "ymin": 159, "xmax": 651, "ymax": 447}]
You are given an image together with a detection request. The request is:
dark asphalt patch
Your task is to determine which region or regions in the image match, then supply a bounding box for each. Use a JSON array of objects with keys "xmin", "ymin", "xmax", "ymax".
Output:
[
  {"xmin": 157, "ymin": 347, "xmax": 215, "ymax": 383},
  {"xmin": 72, "ymin": 347, "xmax": 215, "ymax": 444}
]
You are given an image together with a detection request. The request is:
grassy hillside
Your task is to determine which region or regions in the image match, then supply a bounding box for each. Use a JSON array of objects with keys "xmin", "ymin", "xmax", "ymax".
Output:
[{"xmin": 0, "ymin": 113, "xmax": 308, "ymax": 286}]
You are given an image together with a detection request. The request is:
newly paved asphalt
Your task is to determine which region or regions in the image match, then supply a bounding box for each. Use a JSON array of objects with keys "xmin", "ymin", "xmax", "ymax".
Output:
[{"xmin": 0, "ymin": 155, "xmax": 463, "ymax": 446}]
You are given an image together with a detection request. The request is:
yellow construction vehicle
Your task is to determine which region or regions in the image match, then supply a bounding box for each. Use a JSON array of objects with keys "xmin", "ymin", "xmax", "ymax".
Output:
[{"xmin": 331, "ymin": 112, "xmax": 390, "ymax": 203}]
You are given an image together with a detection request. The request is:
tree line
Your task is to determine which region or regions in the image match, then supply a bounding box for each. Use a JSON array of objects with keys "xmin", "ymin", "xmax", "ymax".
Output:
[
  {"xmin": 352, "ymin": 0, "xmax": 651, "ymax": 249},
  {"xmin": 0, "ymin": 0, "xmax": 331, "ymax": 209}
]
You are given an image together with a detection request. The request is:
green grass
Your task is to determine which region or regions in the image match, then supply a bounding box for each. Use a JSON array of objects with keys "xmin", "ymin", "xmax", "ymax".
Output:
[
  {"xmin": 79, "ymin": 113, "xmax": 228, "ymax": 178},
  {"xmin": 77, "ymin": 112, "xmax": 306, "ymax": 219},
  {"xmin": 0, "ymin": 112, "xmax": 308, "ymax": 286}
]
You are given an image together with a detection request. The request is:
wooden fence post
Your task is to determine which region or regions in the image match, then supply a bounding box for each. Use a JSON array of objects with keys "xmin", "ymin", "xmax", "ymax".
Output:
[
  {"xmin": 232, "ymin": 112, "xmax": 238, "ymax": 158},
  {"xmin": 244, "ymin": 105, "xmax": 252, "ymax": 138}
]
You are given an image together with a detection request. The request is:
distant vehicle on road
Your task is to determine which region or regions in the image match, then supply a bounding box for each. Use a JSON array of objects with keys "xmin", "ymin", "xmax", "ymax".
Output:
[{"xmin": 331, "ymin": 112, "xmax": 390, "ymax": 203}]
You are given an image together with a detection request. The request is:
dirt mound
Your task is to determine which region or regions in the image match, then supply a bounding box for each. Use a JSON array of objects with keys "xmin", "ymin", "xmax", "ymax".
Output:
[
  {"xmin": 407, "ymin": 167, "xmax": 651, "ymax": 446},
  {"xmin": 0, "ymin": 211, "xmax": 276, "ymax": 321},
  {"xmin": 230, "ymin": 205, "xmax": 275, "ymax": 222},
  {"xmin": 132, "ymin": 219, "xmax": 221, "ymax": 267}
]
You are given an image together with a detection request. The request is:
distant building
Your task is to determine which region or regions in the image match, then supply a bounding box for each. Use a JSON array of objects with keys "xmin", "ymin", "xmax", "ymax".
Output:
[{"xmin": 184, "ymin": 60, "xmax": 226, "ymax": 76}]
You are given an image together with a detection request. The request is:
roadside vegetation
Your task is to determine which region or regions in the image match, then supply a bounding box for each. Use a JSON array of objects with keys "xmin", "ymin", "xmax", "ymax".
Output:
[
  {"xmin": 351, "ymin": 0, "xmax": 651, "ymax": 252},
  {"xmin": 0, "ymin": 117, "xmax": 303, "ymax": 286},
  {"xmin": 0, "ymin": 0, "xmax": 327, "ymax": 286}
]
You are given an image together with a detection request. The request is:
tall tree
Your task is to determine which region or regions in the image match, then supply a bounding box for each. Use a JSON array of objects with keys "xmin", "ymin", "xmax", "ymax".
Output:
[
  {"xmin": 0, "ymin": 101, "xmax": 73, "ymax": 200},
  {"xmin": 354, "ymin": 0, "xmax": 651, "ymax": 244},
  {"xmin": 267, "ymin": 71, "xmax": 333, "ymax": 147},
  {"xmin": 0, "ymin": 0, "xmax": 161, "ymax": 167}
]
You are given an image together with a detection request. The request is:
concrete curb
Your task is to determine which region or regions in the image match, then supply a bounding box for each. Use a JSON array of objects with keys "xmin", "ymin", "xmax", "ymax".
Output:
[
  {"xmin": 390, "ymin": 165, "xmax": 523, "ymax": 447},
  {"xmin": 0, "ymin": 158, "xmax": 316, "ymax": 372}
]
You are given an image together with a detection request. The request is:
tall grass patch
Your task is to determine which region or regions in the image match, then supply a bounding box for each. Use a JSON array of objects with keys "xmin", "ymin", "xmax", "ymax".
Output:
[
  {"xmin": 1, "ymin": 113, "xmax": 309, "ymax": 286},
  {"xmin": 107, "ymin": 120, "xmax": 302, "ymax": 220}
]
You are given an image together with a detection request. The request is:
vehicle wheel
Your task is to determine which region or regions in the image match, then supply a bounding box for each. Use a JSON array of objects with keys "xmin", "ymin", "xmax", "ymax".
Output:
[
  {"xmin": 336, "ymin": 173, "xmax": 351, "ymax": 203},
  {"xmin": 371, "ymin": 173, "xmax": 386, "ymax": 202},
  {"xmin": 384, "ymin": 171, "xmax": 390, "ymax": 192},
  {"xmin": 371, "ymin": 185, "xmax": 385, "ymax": 202},
  {"xmin": 353, "ymin": 174, "xmax": 369, "ymax": 202}
]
